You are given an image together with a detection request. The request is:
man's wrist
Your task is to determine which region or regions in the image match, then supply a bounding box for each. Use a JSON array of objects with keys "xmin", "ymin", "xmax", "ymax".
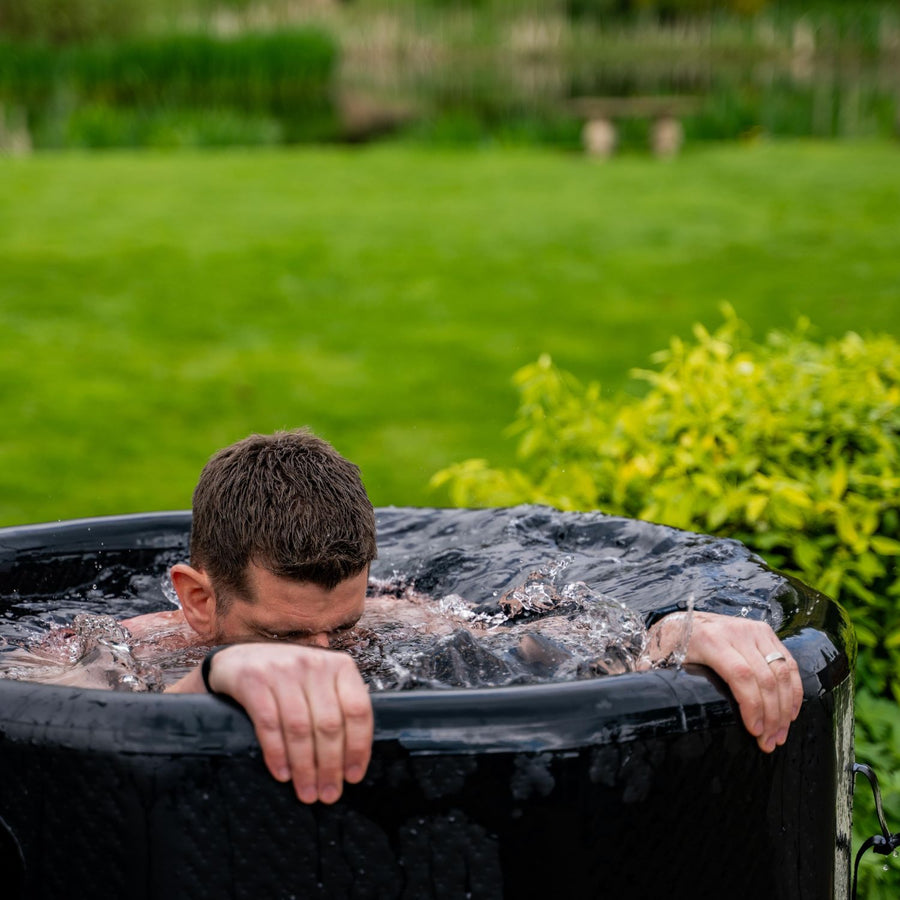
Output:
[
  {"xmin": 201, "ymin": 645, "xmax": 229, "ymax": 694},
  {"xmin": 644, "ymin": 600, "xmax": 692, "ymax": 629}
]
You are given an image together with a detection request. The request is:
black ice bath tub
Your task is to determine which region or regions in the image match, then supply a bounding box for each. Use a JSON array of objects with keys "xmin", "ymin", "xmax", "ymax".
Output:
[{"xmin": 0, "ymin": 507, "xmax": 855, "ymax": 900}]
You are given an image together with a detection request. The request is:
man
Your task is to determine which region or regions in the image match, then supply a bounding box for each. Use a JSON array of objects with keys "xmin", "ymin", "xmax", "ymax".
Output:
[
  {"xmin": 164, "ymin": 429, "xmax": 376, "ymax": 807},
  {"xmin": 166, "ymin": 429, "xmax": 803, "ymax": 806}
]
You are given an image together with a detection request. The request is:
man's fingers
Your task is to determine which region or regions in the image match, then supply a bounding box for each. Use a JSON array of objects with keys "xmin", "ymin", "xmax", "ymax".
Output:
[
  {"xmin": 336, "ymin": 661, "xmax": 374, "ymax": 784},
  {"xmin": 274, "ymin": 651, "xmax": 374, "ymax": 804},
  {"xmin": 302, "ymin": 656, "xmax": 347, "ymax": 805},
  {"xmin": 707, "ymin": 643, "xmax": 768, "ymax": 739},
  {"xmin": 275, "ymin": 685, "xmax": 320, "ymax": 804},
  {"xmin": 758, "ymin": 639, "xmax": 803, "ymax": 749},
  {"xmin": 206, "ymin": 644, "xmax": 374, "ymax": 805},
  {"xmin": 240, "ymin": 677, "xmax": 294, "ymax": 785},
  {"xmin": 744, "ymin": 644, "xmax": 785, "ymax": 753},
  {"xmin": 685, "ymin": 614, "xmax": 804, "ymax": 754}
]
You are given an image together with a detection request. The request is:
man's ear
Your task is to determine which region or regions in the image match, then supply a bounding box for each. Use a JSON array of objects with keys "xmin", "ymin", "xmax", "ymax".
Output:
[{"xmin": 171, "ymin": 564, "xmax": 218, "ymax": 640}]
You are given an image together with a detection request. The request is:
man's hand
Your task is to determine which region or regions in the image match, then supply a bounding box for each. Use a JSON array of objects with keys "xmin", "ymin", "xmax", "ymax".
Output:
[
  {"xmin": 168, "ymin": 643, "xmax": 373, "ymax": 804},
  {"xmin": 647, "ymin": 611, "xmax": 803, "ymax": 753}
]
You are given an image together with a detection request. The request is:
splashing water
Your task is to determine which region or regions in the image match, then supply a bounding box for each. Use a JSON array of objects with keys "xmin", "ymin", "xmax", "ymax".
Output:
[
  {"xmin": 0, "ymin": 559, "xmax": 695, "ymax": 693},
  {"xmin": 0, "ymin": 613, "xmax": 166, "ymax": 691},
  {"xmin": 339, "ymin": 562, "xmax": 695, "ymax": 690}
]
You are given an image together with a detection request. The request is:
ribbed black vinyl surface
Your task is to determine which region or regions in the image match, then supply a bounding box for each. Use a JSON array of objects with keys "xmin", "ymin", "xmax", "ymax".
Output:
[{"xmin": 0, "ymin": 689, "xmax": 850, "ymax": 900}]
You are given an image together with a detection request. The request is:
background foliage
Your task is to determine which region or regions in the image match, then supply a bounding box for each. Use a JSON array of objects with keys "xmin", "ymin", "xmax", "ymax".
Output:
[
  {"xmin": 1, "ymin": 0, "xmax": 898, "ymax": 148},
  {"xmin": 0, "ymin": 30, "xmax": 338, "ymax": 148},
  {"xmin": 432, "ymin": 309, "xmax": 900, "ymax": 895}
]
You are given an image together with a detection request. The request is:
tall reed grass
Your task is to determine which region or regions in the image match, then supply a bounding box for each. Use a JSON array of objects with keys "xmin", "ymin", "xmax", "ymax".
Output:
[{"xmin": 0, "ymin": 29, "xmax": 338, "ymax": 148}]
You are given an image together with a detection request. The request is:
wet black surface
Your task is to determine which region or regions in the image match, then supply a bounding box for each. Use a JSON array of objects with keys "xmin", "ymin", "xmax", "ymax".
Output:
[
  {"xmin": 0, "ymin": 506, "xmax": 796, "ymax": 691},
  {"xmin": 370, "ymin": 506, "xmax": 791, "ymax": 625},
  {"xmin": 0, "ymin": 506, "xmax": 792, "ymax": 623}
]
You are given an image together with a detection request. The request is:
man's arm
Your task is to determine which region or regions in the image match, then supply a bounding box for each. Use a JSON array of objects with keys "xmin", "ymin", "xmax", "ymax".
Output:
[
  {"xmin": 647, "ymin": 611, "xmax": 803, "ymax": 753},
  {"xmin": 166, "ymin": 644, "xmax": 373, "ymax": 804}
]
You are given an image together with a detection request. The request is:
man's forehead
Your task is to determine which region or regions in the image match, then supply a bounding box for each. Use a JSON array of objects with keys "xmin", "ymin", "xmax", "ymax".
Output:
[
  {"xmin": 241, "ymin": 565, "xmax": 367, "ymax": 630},
  {"xmin": 244, "ymin": 563, "xmax": 368, "ymax": 595}
]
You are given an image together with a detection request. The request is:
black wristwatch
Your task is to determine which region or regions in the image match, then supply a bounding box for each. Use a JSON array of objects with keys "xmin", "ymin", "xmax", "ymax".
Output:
[{"xmin": 200, "ymin": 645, "xmax": 229, "ymax": 694}]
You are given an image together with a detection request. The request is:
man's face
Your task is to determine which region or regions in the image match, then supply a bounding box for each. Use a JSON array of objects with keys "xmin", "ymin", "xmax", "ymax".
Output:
[{"xmin": 211, "ymin": 565, "xmax": 368, "ymax": 648}]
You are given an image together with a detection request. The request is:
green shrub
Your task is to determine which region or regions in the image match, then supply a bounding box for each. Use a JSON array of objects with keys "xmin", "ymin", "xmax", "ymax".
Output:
[
  {"xmin": 61, "ymin": 104, "xmax": 283, "ymax": 149},
  {"xmin": 65, "ymin": 32, "xmax": 336, "ymax": 114},
  {"xmin": 434, "ymin": 308, "xmax": 900, "ymax": 695},
  {"xmin": 686, "ymin": 80, "xmax": 899, "ymax": 141},
  {"xmin": 407, "ymin": 109, "xmax": 583, "ymax": 148},
  {"xmin": 0, "ymin": 42, "xmax": 60, "ymax": 112},
  {"xmin": 0, "ymin": 29, "xmax": 339, "ymax": 148},
  {"xmin": 432, "ymin": 307, "xmax": 900, "ymax": 892}
]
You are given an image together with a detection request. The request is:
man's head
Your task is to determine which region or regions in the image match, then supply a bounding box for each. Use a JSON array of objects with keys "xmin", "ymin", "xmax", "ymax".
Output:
[{"xmin": 171, "ymin": 429, "xmax": 376, "ymax": 645}]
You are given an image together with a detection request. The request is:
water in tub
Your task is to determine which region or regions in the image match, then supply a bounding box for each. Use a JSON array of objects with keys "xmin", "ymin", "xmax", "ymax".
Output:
[{"xmin": 0, "ymin": 558, "xmax": 693, "ymax": 691}]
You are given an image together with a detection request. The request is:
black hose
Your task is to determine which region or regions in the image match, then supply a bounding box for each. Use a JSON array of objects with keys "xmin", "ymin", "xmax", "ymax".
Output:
[{"xmin": 852, "ymin": 763, "xmax": 900, "ymax": 900}]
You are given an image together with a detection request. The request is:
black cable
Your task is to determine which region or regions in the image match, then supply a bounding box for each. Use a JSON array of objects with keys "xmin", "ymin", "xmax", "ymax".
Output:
[
  {"xmin": 851, "ymin": 763, "xmax": 900, "ymax": 900},
  {"xmin": 851, "ymin": 833, "xmax": 900, "ymax": 900}
]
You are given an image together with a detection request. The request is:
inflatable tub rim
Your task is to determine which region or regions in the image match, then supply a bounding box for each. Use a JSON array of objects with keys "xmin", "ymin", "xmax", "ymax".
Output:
[{"xmin": 0, "ymin": 511, "xmax": 854, "ymax": 758}]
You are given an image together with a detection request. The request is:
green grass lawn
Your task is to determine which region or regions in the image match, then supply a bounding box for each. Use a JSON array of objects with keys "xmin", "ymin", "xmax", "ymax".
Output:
[{"xmin": 1, "ymin": 139, "xmax": 899, "ymax": 526}]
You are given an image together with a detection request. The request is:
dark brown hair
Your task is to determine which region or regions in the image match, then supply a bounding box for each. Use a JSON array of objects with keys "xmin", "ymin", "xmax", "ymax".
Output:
[{"xmin": 190, "ymin": 430, "xmax": 376, "ymax": 608}]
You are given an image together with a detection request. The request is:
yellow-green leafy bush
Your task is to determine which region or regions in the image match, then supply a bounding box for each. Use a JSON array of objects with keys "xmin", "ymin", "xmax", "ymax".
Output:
[
  {"xmin": 433, "ymin": 308, "xmax": 900, "ymax": 894},
  {"xmin": 434, "ymin": 309, "xmax": 900, "ymax": 696}
]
